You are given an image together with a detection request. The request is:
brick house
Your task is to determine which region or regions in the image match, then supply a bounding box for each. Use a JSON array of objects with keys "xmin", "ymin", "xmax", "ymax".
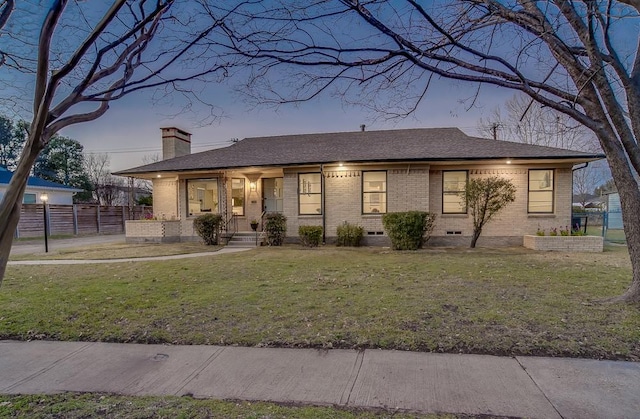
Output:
[{"xmin": 116, "ymin": 127, "xmax": 603, "ymax": 246}]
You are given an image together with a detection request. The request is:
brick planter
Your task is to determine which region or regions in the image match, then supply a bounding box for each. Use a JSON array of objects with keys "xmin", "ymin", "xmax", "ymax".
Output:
[
  {"xmin": 125, "ymin": 220, "xmax": 181, "ymax": 243},
  {"xmin": 523, "ymin": 235, "xmax": 604, "ymax": 252}
]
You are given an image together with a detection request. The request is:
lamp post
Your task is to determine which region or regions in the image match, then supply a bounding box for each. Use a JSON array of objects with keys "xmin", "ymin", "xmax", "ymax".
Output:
[{"xmin": 41, "ymin": 193, "xmax": 49, "ymax": 253}]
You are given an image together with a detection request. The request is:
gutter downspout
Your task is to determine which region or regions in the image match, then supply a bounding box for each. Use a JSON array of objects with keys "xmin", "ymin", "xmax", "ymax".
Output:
[{"xmin": 321, "ymin": 164, "xmax": 326, "ymax": 244}]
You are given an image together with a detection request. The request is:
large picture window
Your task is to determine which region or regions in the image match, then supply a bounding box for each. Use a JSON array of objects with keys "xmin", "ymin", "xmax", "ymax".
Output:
[
  {"xmin": 187, "ymin": 179, "xmax": 219, "ymax": 216},
  {"xmin": 442, "ymin": 171, "xmax": 468, "ymax": 214},
  {"xmin": 299, "ymin": 173, "xmax": 322, "ymax": 214},
  {"xmin": 362, "ymin": 171, "xmax": 387, "ymax": 214},
  {"xmin": 528, "ymin": 169, "xmax": 554, "ymax": 213},
  {"xmin": 232, "ymin": 178, "xmax": 245, "ymax": 215}
]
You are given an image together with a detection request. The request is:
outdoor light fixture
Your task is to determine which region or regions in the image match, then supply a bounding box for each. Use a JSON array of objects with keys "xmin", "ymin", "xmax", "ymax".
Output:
[
  {"xmin": 250, "ymin": 181, "xmax": 257, "ymax": 191},
  {"xmin": 506, "ymin": 160, "xmax": 512, "ymax": 164},
  {"xmin": 41, "ymin": 193, "xmax": 49, "ymax": 253}
]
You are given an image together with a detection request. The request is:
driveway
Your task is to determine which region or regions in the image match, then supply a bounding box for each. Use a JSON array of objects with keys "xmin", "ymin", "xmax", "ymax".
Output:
[{"xmin": 9, "ymin": 234, "xmax": 126, "ymax": 256}]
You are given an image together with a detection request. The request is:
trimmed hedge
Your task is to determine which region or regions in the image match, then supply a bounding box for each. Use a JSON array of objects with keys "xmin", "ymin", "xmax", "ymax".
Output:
[
  {"xmin": 382, "ymin": 211, "xmax": 436, "ymax": 250},
  {"xmin": 336, "ymin": 222, "xmax": 364, "ymax": 247},
  {"xmin": 193, "ymin": 213, "xmax": 224, "ymax": 245},
  {"xmin": 264, "ymin": 212, "xmax": 287, "ymax": 246},
  {"xmin": 298, "ymin": 225, "xmax": 323, "ymax": 247}
]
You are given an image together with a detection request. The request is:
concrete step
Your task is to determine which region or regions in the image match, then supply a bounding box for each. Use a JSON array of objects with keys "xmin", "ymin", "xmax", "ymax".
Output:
[{"xmin": 225, "ymin": 231, "xmax": 265, "ymax": 247}]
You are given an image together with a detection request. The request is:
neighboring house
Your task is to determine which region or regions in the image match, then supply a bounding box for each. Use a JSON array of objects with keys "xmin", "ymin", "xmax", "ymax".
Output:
[
  {"xmin": 116, "ymin": 127, "xmax": 604, "ymax": 246},
  {"xmin": 0, "ymin": 167, "xmax": 83, "ymax": 204}
]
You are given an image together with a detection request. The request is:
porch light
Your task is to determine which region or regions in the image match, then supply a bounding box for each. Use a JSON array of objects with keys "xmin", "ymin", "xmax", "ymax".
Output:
[
  {"xmin": 157, "ymin": 174, "xmax": 162, "ymax": 178},
  {"xmin": 506, "ymin": 160, "xmax": 512, "ymax": 164},
  {"xmin": 250, "ymin": 181, "xmax": 257, "ymax": 191},
  {"xmin": 41, "ymin": 193, "xmax": 49, "ymax": 253}
]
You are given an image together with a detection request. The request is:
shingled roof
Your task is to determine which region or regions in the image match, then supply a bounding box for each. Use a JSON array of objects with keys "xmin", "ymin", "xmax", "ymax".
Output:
[{"xmin": 116, "ymin": 128, "xmax": 604, "ymax": 175}]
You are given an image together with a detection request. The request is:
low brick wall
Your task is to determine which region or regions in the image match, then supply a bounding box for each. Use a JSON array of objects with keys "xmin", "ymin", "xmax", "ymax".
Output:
[
  {"xmin": 125, "ymin": 220, "xmax": 182, "ymax": 243},
  {"xmin": 523, "ymin": 235, "xmax": 604, "ymax": 252}
]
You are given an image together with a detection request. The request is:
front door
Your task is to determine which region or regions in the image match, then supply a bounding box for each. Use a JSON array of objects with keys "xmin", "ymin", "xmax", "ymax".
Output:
[{"xmin": 263, "ymin": 178, "xmax": 283, "ymax": 212}]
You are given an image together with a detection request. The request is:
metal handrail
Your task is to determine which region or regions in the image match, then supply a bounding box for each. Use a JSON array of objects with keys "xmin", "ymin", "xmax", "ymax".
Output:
[
  {"xmin": 225, "ymin": 213, "xmax": 238, "ymax": 234},
  {"xmin": 259, "ymin": 210, "xmax": 266, "ymax": 230}
]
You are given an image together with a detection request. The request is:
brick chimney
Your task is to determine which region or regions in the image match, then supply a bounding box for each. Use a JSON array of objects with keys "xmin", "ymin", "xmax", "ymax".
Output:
[{"xmin": 161, "ymin": 127, "xmax": 191, "ymax": 160}]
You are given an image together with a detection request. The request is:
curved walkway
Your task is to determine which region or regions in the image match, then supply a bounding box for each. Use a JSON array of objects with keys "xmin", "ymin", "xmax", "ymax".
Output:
[
  {"xmin": 8, "ymin": 246, "xmax": 252, "ymax": 265},
  {"xmin": 9, "ymin": 234, "xmax": 253, "ymax": 265}
]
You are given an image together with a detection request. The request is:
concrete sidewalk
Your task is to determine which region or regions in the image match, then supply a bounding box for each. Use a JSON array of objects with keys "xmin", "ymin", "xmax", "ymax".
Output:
[{"xmin": 1, "ymin": 341, "xmax": 638, "ymax": 418}]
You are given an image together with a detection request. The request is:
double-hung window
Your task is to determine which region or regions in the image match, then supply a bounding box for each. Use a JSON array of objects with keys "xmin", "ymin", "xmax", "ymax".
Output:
[
  {"xmin": 442, "ymin": 171, "xmax": 468, "ymax": 214},
  {"xmin": 362, "ymin": 171, "xmax": 387, "ymax": 214},
  {"xmin": 528, "ymin": 169, "xmax": 554, "ymax": 213},
  {"xmin": 299, "ymin": 173, "xmax": 322, "ymax": 214}
]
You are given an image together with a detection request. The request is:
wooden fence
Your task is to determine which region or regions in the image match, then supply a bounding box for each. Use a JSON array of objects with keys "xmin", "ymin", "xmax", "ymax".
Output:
[{"xmin": 16, "ymin": 204, "xmax": 151, "ymax": 238}]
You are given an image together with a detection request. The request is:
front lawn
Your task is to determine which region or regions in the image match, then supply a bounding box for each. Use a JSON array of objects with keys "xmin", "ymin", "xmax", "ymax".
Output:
[{"xmin": 1, "ymin": 246, "xmax": 638, "ymax": 360}]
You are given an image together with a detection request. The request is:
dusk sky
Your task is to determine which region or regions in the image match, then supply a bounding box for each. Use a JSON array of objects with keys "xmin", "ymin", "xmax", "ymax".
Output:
[
  {"xmin": 60, "ymin": 78, "xmax": 512, "ymax": 172},
  {"xmin": 1, "ymin": 1, "xmax": 547, "ymax": 173}
]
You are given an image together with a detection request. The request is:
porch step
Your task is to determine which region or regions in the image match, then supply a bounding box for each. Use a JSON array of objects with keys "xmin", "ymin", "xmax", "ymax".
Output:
[{"xmin": 225, "ymin": 231, "xmax": 266, "ymax": 247}]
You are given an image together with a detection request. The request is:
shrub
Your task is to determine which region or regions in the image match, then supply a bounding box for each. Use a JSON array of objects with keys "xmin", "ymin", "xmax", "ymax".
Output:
[
  {"xmin": 264, "ymin": 212, "xmax": 287, "ymax": 246},
  {"xmin": 298, "ymin": 225, "xmax": 323, "ymax": 247},
  {"xmin": 382, "ymin": 211, "xmax": 436, "ymax": 250},
  {"xmin": 193, "ymin": 213, "xmax": 223, "ymax": 245},
  {"xmin": 336, "ymin": 222, "xmax": 364, "ymax": 247}
]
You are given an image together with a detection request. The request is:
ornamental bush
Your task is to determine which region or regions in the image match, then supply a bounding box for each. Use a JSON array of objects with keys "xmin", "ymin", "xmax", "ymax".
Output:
[
  {"xmin": 193, "ymin": 213, "xmax": 224, "ymax": 245},
  {"xmin": 382, "ymin": 211, "xmax": 436, "ymax": 250},
  {"xmin": 336, "ymin": 222, "xmax": 364, "ymax": 247},
  {"xmin": 264, "ymin": 212, "xmax": 287, "ymax": 246},
  {"xmin": 298, "ymin": 225, "xmax": 323, "ymax": 247}
]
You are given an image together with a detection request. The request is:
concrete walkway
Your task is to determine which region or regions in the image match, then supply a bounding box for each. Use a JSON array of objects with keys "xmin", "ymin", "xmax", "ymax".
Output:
[
  {"xmin": 9, "ymin": 234, "xmax": 253, "ymax": 265},
  {"xmin": 8, "ymin": 246, "xmax": 251, "ymax": 265},
  {"xmin": 1, "ymin": 341, "xmax": 638, "ymax": 418}
]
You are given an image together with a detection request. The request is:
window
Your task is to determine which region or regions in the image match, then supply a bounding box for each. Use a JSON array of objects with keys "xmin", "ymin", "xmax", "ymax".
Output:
[
  {"xmin": 362, "ymin": 171, "xmax": 387, "ymax": 214},
  {"xmin": 299, "ymin": 173, "xmax": 322, "ymax": 214},
  {"xmin": 232, "ymin": 178, "xmax": 245, "ymax": 215},
  {"xmin": 442, "ymin": 171, "xmax": 468, "ymax": 214},
  {"xmin": 528, "ymin": 169, "xmax": 554, "ymax": 213},
  {"xmin": 187, "ymin": 179, "xmax": 219, "ymax": 216},
  {"xmin": 23, "ymin": 193, "xmax": 36, "ymax": 204}
]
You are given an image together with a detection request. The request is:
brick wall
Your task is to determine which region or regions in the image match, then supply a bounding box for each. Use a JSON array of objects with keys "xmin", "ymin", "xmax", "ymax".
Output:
[
  {"xmin": 152, "ymin": 178, "xmax": 178, "ymax": 220},
  {"xmin": 125, "ymin": 220, "xmax": 181, "ymax": 243},
  {"xmin": 429, "ymin": 164, "xmax": 573, "ymax": 246},
  {"xmin": 523, "ymin": 235, "xmax": 604, "ymax": 252},
  {"xmin": 139, "ymin": 162, "xmax": 576, "ymax": 247}
]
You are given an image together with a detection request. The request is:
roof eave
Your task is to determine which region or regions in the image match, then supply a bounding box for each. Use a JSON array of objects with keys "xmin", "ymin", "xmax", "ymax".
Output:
[{"xmin": 116, "ymin": 154, "xmax": 605, "ymax": 177}]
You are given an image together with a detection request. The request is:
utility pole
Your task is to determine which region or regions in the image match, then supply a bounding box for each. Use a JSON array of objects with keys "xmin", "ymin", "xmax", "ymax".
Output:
[{"xmin": 491, "ymin": 123, "xmax": 499, "ymax": 141}]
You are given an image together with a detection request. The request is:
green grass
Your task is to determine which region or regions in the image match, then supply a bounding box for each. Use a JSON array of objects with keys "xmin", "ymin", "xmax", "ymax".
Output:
[
  {"xmin": 2, "ymin": 245, "xmax": 639, "ymax": 360},
  {"xmin": 0, "ymin": 394, "xmax": 457, "ymax": 418},
  {"xmin": 585, "ymin": 226, "xmax": 626, "ymax": 243}
]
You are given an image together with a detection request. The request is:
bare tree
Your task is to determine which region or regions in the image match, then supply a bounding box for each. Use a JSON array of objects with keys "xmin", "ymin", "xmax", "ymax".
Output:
[
  {"xmin": 466, "ymin": 177, "xmax": 516, "ymax": 248},
  {"xmin": 478, "ymin": 94, "xmax": 599, "ymax": 151},
  {"xmin": 219, "ymin": 1, "xmax": 640, "ymax": 302},
  {"xmin": 85, "ymin": 153, "xmax": 126, "ymax": 205},
  {"xmin": 574, "ymin": 164, "xmax": 606, "ymax": 209},
  {"xmin": 0, "ymin": 1, "xmax": 239, "ymax": 284}
]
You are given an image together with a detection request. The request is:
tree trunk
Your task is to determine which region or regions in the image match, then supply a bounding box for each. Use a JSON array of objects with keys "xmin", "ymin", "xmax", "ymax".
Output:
[
  {"xmin": 597, "ymin": 133, "xmax": 640, "ymax": 303},
  {"xmin": 608, "ymin": 169, "xmax": 640, "ymax": 303},
  {"xmin": 470, "ymin": 229, "xmax": 481, "ymax": 248},
  {"xmin": 0, "ymin": 138, "xmax": 44, "ymax": 285}
]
